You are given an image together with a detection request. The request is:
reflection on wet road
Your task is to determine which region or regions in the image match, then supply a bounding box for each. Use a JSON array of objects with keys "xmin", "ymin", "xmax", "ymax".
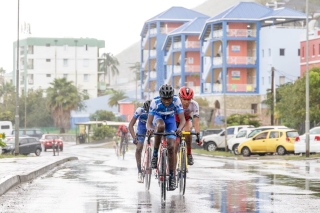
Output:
[{"xmin": 1, "ymin": 142, "xmax": 320, "ymax": 212}]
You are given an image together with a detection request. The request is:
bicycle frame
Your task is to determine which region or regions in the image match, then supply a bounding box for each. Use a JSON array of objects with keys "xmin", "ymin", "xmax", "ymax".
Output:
[{"xmin": 140, "ymin": 134, "xmax": 152, "ymax": 190}]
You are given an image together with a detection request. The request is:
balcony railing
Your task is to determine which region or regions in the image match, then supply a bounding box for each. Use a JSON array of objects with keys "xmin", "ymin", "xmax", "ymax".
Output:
[
  {"xmin": 227, "ymin": 83, "xmax": 256, "ymax": 92},
  {"xmin": 173, "ymin": 42, "xmax": 181, "ymax": 49},
  {"xmin": 227, "ymin": 57, "xmax": 256, "ymax": 65},
  {"xmin": 150, "ymin": 50, "xmax": 156, "ymax": 57},
  {"xmin": 202, "ymin": 41, "xmax": 210, "ymax": 53},
  {"xmin": 213, "ymin": 57, "xmax": 222, "ymax": 65},
  {"xmin": 28, "ymin": 79, "xmax": 34, "ymax": 85},
  {"xmin": 227, "ymin": 29, "xmax": 257, "ymax": 37},
  {"xmin": 185, "ymin": 41, "xmax": 200, "ymax": 48},
  {"xmin": 185, "ymin": 65, "xmax": 200, "ymax": 72},
  {"xmin": 213, "ymin": 30, "xmax": 223, "ymax": 38},
  {"xmin": 150, "ymin": 28, "xmax": 157, "ymax": 35}
]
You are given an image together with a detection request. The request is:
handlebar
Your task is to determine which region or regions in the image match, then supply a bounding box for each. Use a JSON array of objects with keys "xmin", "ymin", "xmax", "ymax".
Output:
[{"xmin": 180, "ymin": 131, "xmax": 199, "ymax": 136}]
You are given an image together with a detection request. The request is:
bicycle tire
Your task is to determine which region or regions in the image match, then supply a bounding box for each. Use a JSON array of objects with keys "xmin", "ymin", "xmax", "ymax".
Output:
[
  {"xmin": 179, "ymin": 148, "xmax": 187, "ymax": 195},
  {"xmin": 145, "ymin": 147, "xmax": 152, "ymax": 190},
  {"xmin": 160, "ymin": 150, "xmax": 167, "ymax": 202},
  {"xmin": 122, "ymin": 142, "xmax": 126, "ymax": 160}
]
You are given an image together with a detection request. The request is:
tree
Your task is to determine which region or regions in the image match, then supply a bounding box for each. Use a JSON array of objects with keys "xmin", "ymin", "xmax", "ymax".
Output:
[
  {"xmin": 46, "ymin": 78, "xmax": 86, "ymax": 129},
  {"xmin": 226, "ymin": 113, "xmax": 261, "ymax": 127},
  {"xmin": 108, "ymin": 90, "xmax": 128, "ymax": 108},
  {"xmin": 100, "ymin": 53, "xmax": 120, "ymax": 85},
  {"xmin": 89, "ymin": 110, "xmax": 116, "ymax": 121},
  {"xmin": 0, "ymin": 82, "xmax": 15, "ymax": 107},
  {"xmin": 129, "ymin": 62, "xmax": 141, "ymax": 81}
]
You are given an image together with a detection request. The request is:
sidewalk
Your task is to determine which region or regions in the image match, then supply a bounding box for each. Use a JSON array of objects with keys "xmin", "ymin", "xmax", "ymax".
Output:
[{"xmin": 0, "ymin": 156, "xmax": 77, "ymax": 196}]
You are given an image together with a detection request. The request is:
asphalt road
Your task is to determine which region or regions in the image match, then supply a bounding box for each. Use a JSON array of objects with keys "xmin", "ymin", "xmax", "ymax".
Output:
[{"xmin": 1, "ymin": 142, "xmax": 320, "ymax": 213}]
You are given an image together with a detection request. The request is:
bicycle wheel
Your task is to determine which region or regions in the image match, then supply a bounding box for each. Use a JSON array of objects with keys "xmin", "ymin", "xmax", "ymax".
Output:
[
  {"xmin": 122, "ymin": 142, "xmax": 126, "ymax": 160},
  {"xmin": 179, "ymin": 148, "xmax": 187, "ymax": 195},
  {"xmin": 145, "ymin": 147, "xmax": 152, "ymax": 190},
  {"xmin": 160, "ymin": 150, "xmax": 167, "ymax": 202}
]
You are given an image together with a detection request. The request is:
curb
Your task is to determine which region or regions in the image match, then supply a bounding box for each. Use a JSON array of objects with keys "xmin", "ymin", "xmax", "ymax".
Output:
[{"xmin": 0, "ymin": 156, "xmax": 78, "ymax": 196}]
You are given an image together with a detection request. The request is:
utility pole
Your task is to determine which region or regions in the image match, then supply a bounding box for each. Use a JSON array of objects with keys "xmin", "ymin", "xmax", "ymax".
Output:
[
  {"xmin": 271, "ymin": 66, "xmax": 275, "ymax": 125},
  {"xmin": 306, "ymin": 0, "xmax": 310, "ymax": 157},
  {"xmin": 15, "ymin": 0, "xmax": 20, "ymax": 155},
  {"xmin": 74, "ymin": 40, "xmax": 78, "ymax": 88}
]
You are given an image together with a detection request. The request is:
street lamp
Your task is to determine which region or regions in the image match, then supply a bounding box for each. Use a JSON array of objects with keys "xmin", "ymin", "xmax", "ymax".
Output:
[
  {"xmin": 14, "ymin": 0, "xmax": 20, "ymax": 155},
  {"xmin": 74, "ymin": 40, "xmax": 78, "ymax": 88},
  {"xmin": 305, "ymin": 0, "xmax": 310, "ymax": 157}
]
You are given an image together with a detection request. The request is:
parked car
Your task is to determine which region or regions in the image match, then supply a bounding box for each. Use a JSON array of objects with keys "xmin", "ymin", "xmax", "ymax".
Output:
[
  {"xmin": 238, "ymin": 129, "xmax": 299, "ymax": 157},
  {"xmin": 11, "ymin": 129, "xmax": 44, "ymax": 140},
  {"xmin": 294, "ymin": 126, "xmax": 320, "ymax": 154},
  {"xmin": 228, "ymin": 126, "xmax": 289, "ymax": 155},
  {"xmin": 191, "ymin": 128, "xmax": 223, "ymax": 149},
  {"xmin": 201, "ymin": 125, "xmax": 253, "ymax": 152},
  {"xmin": 1, "ymin": 137, "xmax": 42, "ymax": 156},
  {"xmin": 39, "ymin": 134, "xmax": 63, "ymax": 151}
]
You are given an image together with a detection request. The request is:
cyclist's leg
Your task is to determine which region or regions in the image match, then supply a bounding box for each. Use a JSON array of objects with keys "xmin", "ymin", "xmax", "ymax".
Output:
[
  {"xmin": 165, "ymin": 117, "xmax": 177, "ymax": 190},
  {"xmin": 183, "ymin": 120, "xmax": 194, "ymax": 165},
  {"xmin": 174, "ymin": 122, "xmax": 181, "ymax": 175},
  {"xmin": 151, "ymin": 115, "xmax": 164, "ymax": 168},
  {"xmin": 119, "ymin": 135, "xmax": 124, "ymax": 155},
  {"xmin": 136, "ymin": 127, "xmax": 146, "ymax": 182}
]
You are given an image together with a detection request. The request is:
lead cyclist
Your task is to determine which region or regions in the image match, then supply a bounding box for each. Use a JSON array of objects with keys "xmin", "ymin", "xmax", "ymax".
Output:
[{"xmin": 174, "ymin": 86, "xmax": 201, "ymax": 166}]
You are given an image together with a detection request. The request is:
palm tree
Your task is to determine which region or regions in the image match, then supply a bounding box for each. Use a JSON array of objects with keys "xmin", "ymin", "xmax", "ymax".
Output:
[
  {"xmin": 46, "ymin": 78, "xmax": 85, "ymax": 129},
  {"xmin": 108, "ymin": 90, "xmax": 128, "ymax": 108},
  {"xmin": 100, "ymin": 53, "xmax": 120, "ymax": 85}
]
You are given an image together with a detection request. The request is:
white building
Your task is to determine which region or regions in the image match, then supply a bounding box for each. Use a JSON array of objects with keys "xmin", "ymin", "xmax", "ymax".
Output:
[{"xmin": 13, "ymin": 37, "xmax": 105, "ymax": 98}]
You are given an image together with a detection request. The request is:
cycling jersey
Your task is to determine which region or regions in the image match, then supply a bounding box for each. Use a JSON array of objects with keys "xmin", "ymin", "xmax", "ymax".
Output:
[
  {"xmin": 149, "ymin": 95, "xmax": 184, "ymax": 139},
  {"xmin": 133, "ymin": 107, "xmax": 148, "ymax": 143},
  {"xmin": 175, "ymin": 99, "xmax": 200, "ymax": 123}
]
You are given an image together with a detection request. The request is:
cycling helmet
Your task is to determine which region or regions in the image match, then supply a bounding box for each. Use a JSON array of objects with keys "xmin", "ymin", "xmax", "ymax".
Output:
[
  {"xmin": 143, "ymin": 100, "xmax": 151, "ymax": 112},
  {"xmin": 159, "ymin": 84, "xmax": 174, "ymax": 98},
  {"xmin": 179, "ymin": 86, "xmax": 194, "ymax": 100}
]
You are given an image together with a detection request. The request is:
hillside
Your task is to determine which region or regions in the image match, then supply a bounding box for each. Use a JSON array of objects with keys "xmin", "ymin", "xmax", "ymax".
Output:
[{"xmin": 112, "ymin": 0, "xmax": 315, "ymax": 89}]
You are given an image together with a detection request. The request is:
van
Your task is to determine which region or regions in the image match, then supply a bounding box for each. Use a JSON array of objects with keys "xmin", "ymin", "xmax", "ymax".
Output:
[
  {"xmin": 0, "ymin": 121, "xmax": 13, "ymax": 136},
  {"xmin": 11, "ymin": 129, "xmax": 44, "ymax": 140}
]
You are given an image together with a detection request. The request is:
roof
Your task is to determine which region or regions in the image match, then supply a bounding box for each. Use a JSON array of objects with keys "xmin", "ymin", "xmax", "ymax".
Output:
[
  {"xmin": 146, "ymin": 6, "xmax": 208, "ymax": 23},
  {"xmin": 206, "ymin": 2, "xmax": 306, "ymax": 22},
  {"xmin": 168, "ymin": 17, "xmax": 209, "ymax": 35}
]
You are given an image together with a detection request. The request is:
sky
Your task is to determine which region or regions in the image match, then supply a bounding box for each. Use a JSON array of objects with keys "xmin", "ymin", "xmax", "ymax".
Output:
[{"xmin": 0, "ymin": 0, "xmax": 207, "ymax": 73}]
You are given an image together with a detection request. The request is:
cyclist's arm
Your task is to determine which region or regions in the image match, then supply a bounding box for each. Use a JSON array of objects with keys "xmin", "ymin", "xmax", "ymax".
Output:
[
  {"xmin": 129, "ymin": 117, "xmax": 137, "ymax": 139},
  {"xmin": 193, "ymin": 116, "xmax": 200, "ymax": 133},
  {"xmin": 177, "ymin": 112, "xmax": 186, "ymax": 131}
]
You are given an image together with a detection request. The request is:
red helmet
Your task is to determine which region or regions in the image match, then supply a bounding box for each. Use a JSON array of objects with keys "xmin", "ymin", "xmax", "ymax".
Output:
[{"xmin": 179, "ymin": 86, "xmax": 194, "ymax": 100}]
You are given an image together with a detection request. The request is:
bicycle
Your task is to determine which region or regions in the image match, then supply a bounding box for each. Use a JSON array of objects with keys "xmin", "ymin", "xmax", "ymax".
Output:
[
  {"xmin": 137, "ymin": 134, "xmax": 152, "ymax": 190},
  {"xmin": 120, "ymin": 134, "xmax": 128, "ymax": 160},
  {"xmin": 176, "ymin": 131, "xmax": 198, "ymax": 195},
  {"xmin": 150, "ymin": 132, "xmax": 176, "ymax": 202}
]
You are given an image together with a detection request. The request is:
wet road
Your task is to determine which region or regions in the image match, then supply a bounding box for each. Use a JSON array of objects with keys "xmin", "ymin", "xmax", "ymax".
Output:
[{"xmin": 1, "ymin": 142, "xmax": 320, "ymax": 213}]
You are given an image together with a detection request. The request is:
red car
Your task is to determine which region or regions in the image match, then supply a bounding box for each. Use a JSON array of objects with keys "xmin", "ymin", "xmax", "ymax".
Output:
[{"xmin": 40, "ymin": 134, "xmax": 63, "ymax": 152}]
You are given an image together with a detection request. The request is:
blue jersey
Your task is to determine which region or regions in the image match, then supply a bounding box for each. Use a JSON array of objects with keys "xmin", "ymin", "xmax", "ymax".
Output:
[
  {"xmin": 133, "ymin": 107, "xmax": 148, "ymax": 127},
  {"xmin": 149, "ymin": 95, "xmax": 184, "ymax": 119}
]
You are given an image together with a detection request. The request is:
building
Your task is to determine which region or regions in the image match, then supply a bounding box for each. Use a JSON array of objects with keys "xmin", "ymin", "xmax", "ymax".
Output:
[
  {"xmin": 199, "ymin": 2, "xmax": 306, "ymax": 96},
  {"xmin": 13, "ymin": 37, "xmax": 105, "ymax": 98},
  {"xmin": 162, "ymin": 17, "xmax": 209, "ymax": 94},
  {"xmin": 140, "ymin": 7, "xmax": 208, "ymax": 99}
]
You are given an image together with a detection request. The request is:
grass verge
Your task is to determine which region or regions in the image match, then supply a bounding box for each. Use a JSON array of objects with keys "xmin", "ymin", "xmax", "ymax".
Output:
[{"xmin": 0, "ymin": 154, "xmax": 28, "ymax": 159}]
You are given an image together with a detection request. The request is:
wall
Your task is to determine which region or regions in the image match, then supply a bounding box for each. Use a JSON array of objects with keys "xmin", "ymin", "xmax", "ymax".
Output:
[
  {"xmin": 119, "ymin": 103, "xmax": 135, "ymax": 121},
  {"xmin": 300, "ymin": 36, "xmax": 320, "ymax": 76}
]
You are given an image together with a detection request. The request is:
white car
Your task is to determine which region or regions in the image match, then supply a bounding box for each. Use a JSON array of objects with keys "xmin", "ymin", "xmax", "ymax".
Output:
[
  {"xmin": 201, "ymin": 125, "xmax": 253, "ymax": 152},
  {"xmin": 294, "ymin": 126, "xmax": 320, "ymax": 154},
  {"xmin": 228, "ymin": 125, "xmax": 289, "ymax": 155}
]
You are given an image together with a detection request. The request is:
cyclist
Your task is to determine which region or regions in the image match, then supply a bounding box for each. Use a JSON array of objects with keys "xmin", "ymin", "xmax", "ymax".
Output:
[
  {"xmin": 175, "ymin": 86, "xmax": 201, "ymax": 165},
  {"xmin": 116, "ymin": 124, "xmax": 129, "ymax": 155},
  {"xmin": 146, "ymin": 84, "xmax": 186, "ymax": 191},
  {"xmin": 128, "ymin": 100, "xmax": 151, "ymax": 183}
]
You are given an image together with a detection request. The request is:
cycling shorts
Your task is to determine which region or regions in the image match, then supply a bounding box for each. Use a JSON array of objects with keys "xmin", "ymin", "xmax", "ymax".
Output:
[
  {"xmin": 153, "ymin": 114, "xmax": 177, "ymax": 139},
  {"xmin": 137, "ymin": 125, "xmax": 147, "ymax": 143}
]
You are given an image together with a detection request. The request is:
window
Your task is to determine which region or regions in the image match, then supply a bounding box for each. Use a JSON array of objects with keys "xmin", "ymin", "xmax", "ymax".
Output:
[
  {"xmin": 313, "ymin": 45, "xmax": 315, "ymax": 56},
  {"xmin": 187, "ymin": 57, "xmax": 194, "ymax": 64},
  {"xmin": 84, "ymin": 74, "xmax": 89, "ymax": 81},
  {"xmin": 63, "ymin": 59, "xmax": 68, "ymax": 67},
  {"xmin": 83, "ymin": 89, "xmax": 88, "ymax": 93},
  {"xmin": 268, "ymin": 48, "xmax": 271, "ymax": 56},
  {"xmin": 85, "ymin": 44, "xmax": 88, "ymax": 51},
  {"xmin": 302, "ymin": 46, "xmax": 305, "ymax": 57},
  {"xmin": 298, "ymin": 49, "xmax": 300, "ymax": 56},
  {"xmin": 227, "ymin": 128, "xmax": 235, "ymax": 135},
  {"xmin": 64, "ymin": 45, "xmax": 68, "ymax": 51},
  {"xmin": 280, "ymin": 48, "xmax": 285, "ymax": 56},
  {"xmin": 83, "ymin": 59, "xmax": 89, "ymax": 67},
  {"xmin": 262, "ymin": 77, "xmax": 264, "ymax": 85},
  {"xmin": 262, "ymin": 49, "xmax": 264, "ymax": 57},
  {"xmin": 269, "ymin": 131, "xmax": 279, "ymax": 139},
  {"xmin": 46, "ymin": 43, "xmax": 50, "ymax": 47},
  {"xmin": 279, "ymin": 76, "xmax": 285, "ymax": 85},
  {"xmin": 255, "ymin": 132, "xmax": 268, "ymax": 140},
  {"xmin": 46, "ymin": 59, "xmax": 51, "ymax": 62},
  {"xmin": 28, "ymin": 46, "xmax": 34, "ymax": 54},
  {"xmin": 46, "ymin": 74, "xmax": 51, "ymax": 77},
  {"xmin": 63, "ymin": 74, "xmax": 68, "ymax": 79},
  {"xmin": 0, "ymin": 125, "xmax": 10, "ymax": 130},
  {"xmin": 251, "ymin": 104, "xmax": 257, "ymax": 113}
]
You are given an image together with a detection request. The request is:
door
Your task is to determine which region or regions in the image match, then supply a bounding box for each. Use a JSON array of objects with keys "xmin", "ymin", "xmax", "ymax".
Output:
[
  {"xmin": 19, "ymin": 139, "xmax": 29, "ymax": 154},
  {"xmin": 266, "ymin": 131, "xmax": 280, "ymax": 152},
  {"xmin": 28, "ymin": 138, "xmax": 38, "ymax": 153},
  {"xmin": 251, "ymin": 132, "xmax": 268, "ymax": 152}
]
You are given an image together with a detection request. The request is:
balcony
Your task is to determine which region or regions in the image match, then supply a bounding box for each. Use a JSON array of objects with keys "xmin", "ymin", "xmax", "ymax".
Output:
[
  {"xmin": 185, "ymin": 65, "xmax": 200, "ymax": 72},
  {"xmin": 227, "ymin": 29, "xmax": 257, "ymax": 37},
  {"xmin": 150, "ymin": 50, "xmax": 156, "ymax": 57},
  {"xmin": 98, "ymin": 82, "xmax": 106, "ymax": 90},
  {"xmin": 150, "ymin": 28, "xmax": 157, "ymax": 35},
  {"xmin": 28, "ymin": 79, "xmax": 34, "ymax": 85},
  {"xmin": 160, "ymin": 27, "xmax": 176, "ymax": 34},
  {"xmin": 27, "ymin": 64, "xmax": 34, "ymax": 69},
  {"xmin": 185, "ymin": 41, "xmax": 200, "ymax": 49},
  {"xmin": 227, "ymin": 83, "xmax": 256, "ymax": 92},
  {"xmin": 213, "ymin": 30, "xmax": 223, "ymax": 38},
  {"xmin": 227, "ymin": 57, "xmax": 256, "ymax": 65},
  {"xmin": 213, "ymin": 57, "xmax": 222, "ymax": 66},
  {"xmin": 173, "ymin": 42, "xmax": 181, "ymax": 49}
]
